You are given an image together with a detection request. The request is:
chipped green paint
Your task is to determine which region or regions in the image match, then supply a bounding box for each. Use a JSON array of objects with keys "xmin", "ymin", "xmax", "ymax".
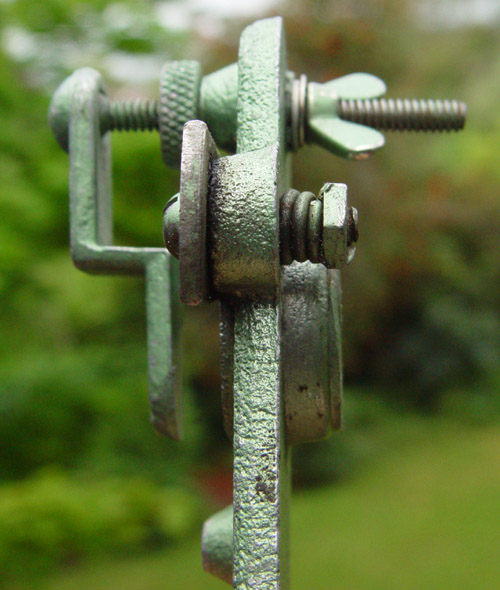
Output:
[{"xmin": 233, "ymin": 302, "xmax": 290, "ymax": 590}]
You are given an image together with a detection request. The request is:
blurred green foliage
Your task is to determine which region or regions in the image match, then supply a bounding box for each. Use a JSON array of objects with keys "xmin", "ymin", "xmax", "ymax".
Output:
[
  {"xmin": 284, "ymin": 6, "xmax": 500, "ymax": 406},
  {"xmin": 0, "ymin": 0, "xmax": 499, "ymax": 584},
  {"xmin": 0, "ymin": 468, "xmax": 205, "ymax": 583},
  {"xmin": 38, "ymin": 414, "xmax": 500, "ymax": 590},
  {"xmin": 0, "ymin": 346, "xmax": 208, "ymax": 482}
]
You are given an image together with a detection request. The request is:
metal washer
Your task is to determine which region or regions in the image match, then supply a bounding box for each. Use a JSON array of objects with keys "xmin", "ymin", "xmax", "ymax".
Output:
[{"xmin": 178, "ymin": 120, "xmax": 219, "ymax": 305}]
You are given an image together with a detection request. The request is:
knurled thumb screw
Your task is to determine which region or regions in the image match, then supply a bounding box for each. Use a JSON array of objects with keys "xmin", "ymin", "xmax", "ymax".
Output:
[{"xmin": 48, "ymin": 61, "xmax": 201, "ymax": 166}]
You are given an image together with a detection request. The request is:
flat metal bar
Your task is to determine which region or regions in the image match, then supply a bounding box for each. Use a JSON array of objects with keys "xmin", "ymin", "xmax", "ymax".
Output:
[
  {"xmin": 232, "ymin": 17, "xmax": 290, "ymax": 590},
  {"xmin": 233, "ymin": 303, "xmax": 290, "ymax": 590},
  {"xmin": 145, "ymin": 256, "xmax": 182, "ymax": 439}
]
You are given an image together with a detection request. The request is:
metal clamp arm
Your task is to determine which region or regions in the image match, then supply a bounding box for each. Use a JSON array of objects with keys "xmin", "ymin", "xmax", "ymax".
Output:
[{"xmin": 49, "ymin": 68, "xmax": 182, "ymax": 439}]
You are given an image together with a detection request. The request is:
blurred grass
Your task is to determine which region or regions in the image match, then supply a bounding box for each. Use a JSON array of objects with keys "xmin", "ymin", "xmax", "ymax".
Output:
[{"xmin": 34, "ymin": 415, "xmax": 500, "ymax": 590}]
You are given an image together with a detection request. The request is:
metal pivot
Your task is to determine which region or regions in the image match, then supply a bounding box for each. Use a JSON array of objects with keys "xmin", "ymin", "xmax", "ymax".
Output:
[{"xmin": 164, "ymin": 184, "xmax": 359, "ymax": 271}]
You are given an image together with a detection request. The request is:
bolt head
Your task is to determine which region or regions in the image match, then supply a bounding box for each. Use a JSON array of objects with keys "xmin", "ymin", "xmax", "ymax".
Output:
[
  {"xmin": 321, "ymin": 182, "xmax": 355, "ymax": 268},
  {"xmin": 163, "ymin": 194, "xmax": 180, "ymax": 259}
]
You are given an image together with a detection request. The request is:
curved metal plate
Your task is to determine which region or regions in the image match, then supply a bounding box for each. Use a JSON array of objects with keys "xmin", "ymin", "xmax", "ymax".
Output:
[
  {"xmin": 328, "ymin": 269, "xmax": 343, "ymax": 430},
  {"xmin": 282, "ymin": 262, "xmax": 330, "ymax": 444},
  {"xmin": 220, "ymin": 262, "xmax": 343, "ymax": 445}
]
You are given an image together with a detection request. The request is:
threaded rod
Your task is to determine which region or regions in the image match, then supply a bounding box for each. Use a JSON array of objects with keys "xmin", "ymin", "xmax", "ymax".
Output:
[
  {"xmin": 279, "ymin": 189, "xmax": 358, "ymax": 266},
  {"xmin": 338, "ymin": 98, "xmax": 466, "ymax": 132},
  {"xmin": 165, "ymin": 188, "xmax": 358, "ymax": 267},
  {"xmin": 99, "ymin": 96, "xmax": 159, "ymax": 133}
]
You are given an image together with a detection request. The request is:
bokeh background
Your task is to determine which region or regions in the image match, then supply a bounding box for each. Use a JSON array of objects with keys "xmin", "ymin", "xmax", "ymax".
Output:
[{"xmin": 1, "ymin": 0, "xmax": 500, "ymax": 588}]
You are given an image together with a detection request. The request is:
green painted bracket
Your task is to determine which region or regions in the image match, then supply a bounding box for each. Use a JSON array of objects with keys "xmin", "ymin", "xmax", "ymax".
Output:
[
  {"xmin": 49, "ymin": 68, "xmax": 182, "ymax": 440},
  {"xmin": 201, "ymin": 17, "xmax": 292, "ymax": 590},
  {"xmin": 231, "ymin": 17, "xmax": 290, "ymax": 590},
  {"xmin": 48, "ymin": 15, "xmax": 465, "ymax": 590}
]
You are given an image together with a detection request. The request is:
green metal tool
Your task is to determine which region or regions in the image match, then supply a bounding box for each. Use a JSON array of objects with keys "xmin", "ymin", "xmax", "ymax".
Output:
[{"xmin": 49, "ymin": 16, "xmax": 466, "ymax": 589}]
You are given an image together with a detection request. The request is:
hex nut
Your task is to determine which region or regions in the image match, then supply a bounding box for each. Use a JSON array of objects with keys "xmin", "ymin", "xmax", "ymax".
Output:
[{"xmin": 321, "ymin": 182, "xmax": 350, "ymax": 269}]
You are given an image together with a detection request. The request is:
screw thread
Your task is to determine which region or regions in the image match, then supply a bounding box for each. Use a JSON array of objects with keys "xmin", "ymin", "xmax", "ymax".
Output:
[
  {"xmin": 280, "ymin": 189, "xmax": 321, "ymax": 265},
  {"xmin": 100, "ymin": 97, "xmax": 159, "ymax": 133},
  {"xmin": 164, "ymin": 188, "xmax": 358, "ymax": 267},
  {"xmin": 338, "ymin": 98, "xmax": 466, "ymax": 132},
  {"xmin": 279, "ymin": 189, "xmax": 358, "ymax": 266}
]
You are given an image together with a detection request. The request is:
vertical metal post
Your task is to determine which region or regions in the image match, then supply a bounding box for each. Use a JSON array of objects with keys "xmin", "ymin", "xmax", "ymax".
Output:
[{"xmin": 230, "ymin": 18, "xmax": 290, "ymax": 589}]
